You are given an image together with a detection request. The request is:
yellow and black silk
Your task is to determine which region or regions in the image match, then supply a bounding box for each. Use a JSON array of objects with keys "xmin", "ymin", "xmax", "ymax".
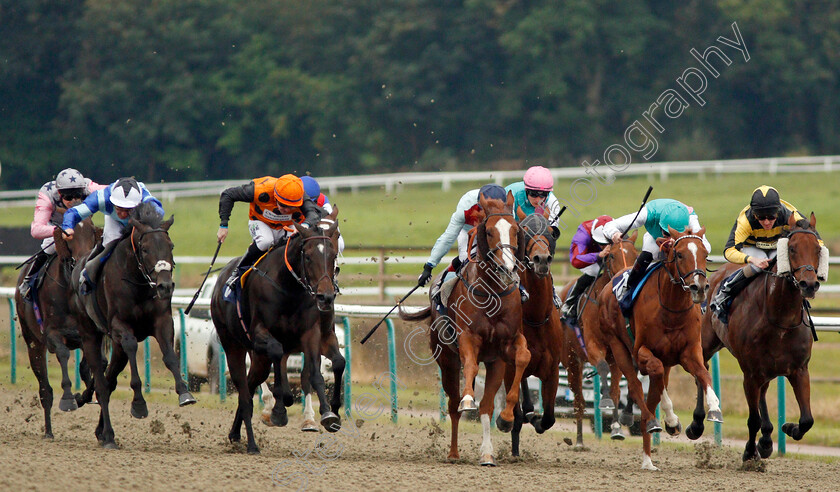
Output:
[{"xmin": 723, "ymin": 199, "xmax": 804, "ymax": 264}]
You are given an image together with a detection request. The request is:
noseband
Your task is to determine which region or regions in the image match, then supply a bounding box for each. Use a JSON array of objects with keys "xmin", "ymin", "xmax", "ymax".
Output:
[
  {"xmin": 777, "ymin": 228, "xmax": 820, "ymax": 285},
  {"xmin": 129, "ymin": 227, "xmax": 173, "ymax": 297},
  {"xmin": 662, "ymin": 234, "xmax": 707, "ymax": 290}
]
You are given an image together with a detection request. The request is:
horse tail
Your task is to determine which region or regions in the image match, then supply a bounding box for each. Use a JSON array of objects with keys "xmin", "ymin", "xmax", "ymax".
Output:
[{"xmin": 398, "ymin": 305, "xmax": 431, "ymax": 321}]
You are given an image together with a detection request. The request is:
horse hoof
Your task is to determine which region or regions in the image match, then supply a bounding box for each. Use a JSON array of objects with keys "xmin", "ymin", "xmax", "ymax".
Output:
[
  {"xmin": 321, "ymin": 412, "xmax": 341, "ymax": 432},
  {"xmin": 229, "ymin": 435, "xmax": 241, "ymax": 444},
  {"xmin": 247, "ymin": 445, "xmax": 261, "ymax": 455},
  {"xmin": 496, "ymin": 415, "xmax": 514, "ymax": 433},
  {"xmin": 179, "ymin": 393, "xmax": 197, "ymax": 406},
  {"xmin": 282, "ymin": 393, "xmax": 295, "ymax": 408},
  {"xmin": 757, "ymin": 437, "xmax": 774, "ymax": 459},
  {"xmin": 59, "ymin": 397, "xmax": 79, "ymax": 412},
  {"xmin": 641, "ymin": 455, "xmax": 659, "ymax": 471},
  {"xmin": 685, "ymin": 423, "xmax": 704, "ymax": 440},
  {"xmin": 706, "ymin": 410, "xmax": 723, "ymax": 423},
  {"xmin": 301, "ymin": 420, "xmax": 319, "ymax": 432},
  {"xmin": 271, "ymin": 410, "xmax": 289, "ymax": 427},
  {"xmin": 610, "ymin": 423, "xmax": 625, "ymax": 441},
  {"xmin": 74, "ymin": 393, "xmax": 88, "ymax": 408},
  {"xmin": 665, "ymin": 421, "xmax": 682, "ymax": 436},
  {"xmin": 781, "ymin": 423, "xmax": 797, "ymax": 438},
  {"xmin": 646, "ymin": 419, "xmax": 662, "ymax": 434},
  {"xmin": 457, "ymin": 396, "xmax": 478, "ymax": 413},
  {"xmin": 618, "ymin": 411, "xmax": 635, "ymax": 427},
  {"xmin": 101, "ymin": 441, "xmax": 119, "ymax": 450},
  {"xmin": 261, "ymin": 412, "xmax": 275, "ymax": 427},
  {"xmin": 599, "ymin": 398, "xmax": 615, "ymax": 410},
  {"xmin": 43, "ymin": 433, "xmax": 54, "ymax": 440},
  {"xmin": 479, "ymin": 454, "xmax": 497, "ymax": 466},
  {"xmin": 130, "ymin": 402, "xmax": 149, "ymax": 419},
  {"xmin": 524, "ymin": 411, "xmax": 535, "ymax": 421}
]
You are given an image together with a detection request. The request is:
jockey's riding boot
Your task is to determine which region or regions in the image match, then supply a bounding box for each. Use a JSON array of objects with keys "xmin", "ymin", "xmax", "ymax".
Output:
[
  {"xmin": 617, "ymin": 251, "xmax": 653, "ymax": 301},
  {"xmin": 519, "ymin": 284, "xmax": 529, "ymax": 303},
  {"xmin": 710, "ymin": 268, "xmax": 752, "ymax": 324},
  {"xmin": 562, "ymin": 273, "xmax": 596, "ymax": 320},
  {"xmin": 79, "ymin": 241, "xmax": 108, "ymax": 295},
  {"xmin": 18, "ymin": 251, "xmax": 50, "ymax": 300},
  {"xmin": 225, "ymin": 242, "xmax": 264, "ymax": 290},
  {"xmin": 433, "ymin": 257, "xmax": 462, "ymax": 307}
]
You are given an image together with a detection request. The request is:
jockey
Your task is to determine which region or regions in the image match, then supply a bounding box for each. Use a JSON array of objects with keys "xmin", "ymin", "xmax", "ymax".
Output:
[
  {"xmin": 604, "ymin": 198, "xmax": 711, "ymax": 301},
  {"xmin": 301, "ymin": 175, "xmax": 344, "ymax": 253},
  {"xmin": 710, "ymin": 185, "xmax": 821, "ymax": 323},
  {"xmin": 560, "ymin": 215, "xmax": 613, "ymax": 320},
  {"xmin": 62, "ymin": 177, "xmax": 163, "ymax": 294},
  {"xmin": 18, "ymin": 169, "xmax": 106, "ymax": 299},
  {"xmin": 417, "ymin": 184, "xmax": 529, "ymax": 303},
  {"xmin": 217, "ymin": 174, "xmax": 321, "ymax": 290},
  {"xmin": 504, "ymin": 165, "xmax": 563, "ymax": 234}
]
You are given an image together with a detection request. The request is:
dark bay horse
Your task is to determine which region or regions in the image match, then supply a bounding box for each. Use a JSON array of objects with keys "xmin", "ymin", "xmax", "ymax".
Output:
[
  {"xmin": 15, "ymin": 218, "xmax": 99, "ymax": 438},
  {"xmin": 212, "ymin": 208, "xmax": 342, "ymax": 454},
  {"xmin": 688, "ymin": 212, "xmax": 824, "ymax": 461},
  {"xmin": 597, "ymin": 227, "xmax": 720, "ymax": 470},
  {"xmin": 560, "ymin": 231, "xmax": 638, "ymax": 444},
  {"xmin": 74, "ymin": 202, "xmax": 193, "ymax": 449},
  {"xmin": 401, "ymin": 192, "xmax": 530, "ymax": 466},
  {"xmin": 508, "ymin": 210, "xmax": 562, "ymax": 457}
]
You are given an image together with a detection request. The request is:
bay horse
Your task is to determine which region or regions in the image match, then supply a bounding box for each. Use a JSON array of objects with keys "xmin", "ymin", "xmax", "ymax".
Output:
[
  {"xmin": 73, "ymin": 202, "xmax": 193, "ymax": 449},
  {"xmin": 560, "ymin": 231, "xmax": 638, "ymax": 444},
  {"xmin": 211, "ymin": 207, "xmax": 342, "ymax": 454},
  {"xmin": 597, "ymin": 227, "xmax": 721, "ymax": 470},
  {"xmin": 687, "ymin": 212, "xmax": 824, "ymax": 461},
  {"xmin": 508, "ymin": 209, "xmax": 562, "ymax": 457},
  {"xmin": 15, "ymin": 218, "xmax": 99, "ymax": 438},
  {"xmin": 400, "ymin": 191, "xmax": 530, "ymax": 466}
]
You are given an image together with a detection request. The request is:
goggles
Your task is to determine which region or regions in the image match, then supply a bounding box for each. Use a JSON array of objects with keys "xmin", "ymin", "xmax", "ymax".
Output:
[
  {"xmin": 525, "ymin": 189, "xmax": 549, "ymax": 199},
  {"xmin": 59, "ymin": 189, "xmax": 85, "ymax": 201}
]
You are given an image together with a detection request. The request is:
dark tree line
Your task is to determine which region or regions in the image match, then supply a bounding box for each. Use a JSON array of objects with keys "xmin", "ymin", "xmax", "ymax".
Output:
[{"xmin": 1, "ymin": 0, "xmax": 838, "ymax": 189}]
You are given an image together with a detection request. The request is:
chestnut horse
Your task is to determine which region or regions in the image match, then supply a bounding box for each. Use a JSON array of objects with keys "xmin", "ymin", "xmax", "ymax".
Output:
[
  {"xmin": 400, "ymin": 192, "xmax": 529, "ymax": 466},
  {"xmin": 15, "ymin": 218, "xmax": 99, "ymax": 438},
  {"xmin": 687, "ymin": 212, "xmax": 824, "ymax": 461},
  {"xmin": 507, "ymin": 210, "xmax": 562, "ymax": 457},
  {"xmin": 560, "ymin": 231, "xmax": 638, "ymax": 444},
  {"xmin": 597, "ymin": 227, "xmax": 721, "ymax": 470}
]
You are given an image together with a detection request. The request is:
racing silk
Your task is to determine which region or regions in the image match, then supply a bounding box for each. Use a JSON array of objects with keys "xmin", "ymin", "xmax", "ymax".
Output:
[
  {"xmin": 723, "ymin": 199, "xmax": 817, "ymax": 264},
  {"xmin": 603, "ymin": 198, "xmax": 712, "ymax": 252},
  {"xmin": 569, "ymin": 218, "xmax": 604, "ymax": 269},
  {"xmin": 62, "ymin": 180, "xmax": 163, "ymax": 231},
  {"xmin": 31, "ymin": 178, "xmax": 106, "ymax": 239},
  {"xmin": 505, "ymin": 181, "xmax": 562, "ymax": 225},
  {"xmin": 314, "ymin": 193, "xmax": 329, "ymax": 208},
  {"xmin": 426, "ymin": 189, "xmax": 481, "ymax": 268},
  {"xmin": 218, "ymin": 179, "xmax": 320, "ymax": 230}
]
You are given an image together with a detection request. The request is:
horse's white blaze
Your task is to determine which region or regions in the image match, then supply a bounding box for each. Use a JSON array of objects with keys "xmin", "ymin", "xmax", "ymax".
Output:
[
  {"xmin": 479, "ymin": 414, "xmax": 494, "ymax": 457},
  {"xmin": 154, "ymin": 260, "xmax": 172, "ymax": 273},
  {"xmin": 686, "ymin": 242, "xmax": 703, "ymax": 288},
  {"xmin": 641, "ymin": 453, "xmax": 659, "ymax": 471},
  {"xmin": 704, "ymin": 385, "xmax": 721, "ymax": 413},
  {"xmin": 660, "ymin": 389, "xmax": 680, "ymax": 427},
  {"xmin": 317, "ymin": 243, "xmax": 324, "ymax": 254},
  {"xmin": 303, "ymin": 393, "xmax": 315, "ymax": 421},
  {"xmin": 494, "ymin": 219, "xmax": 516, "ymax": 271}
]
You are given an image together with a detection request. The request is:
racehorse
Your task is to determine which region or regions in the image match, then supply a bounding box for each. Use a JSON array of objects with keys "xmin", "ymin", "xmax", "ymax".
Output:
[
  {"xmin": 74, "ymin": 202, "xmax": 193, "ymax": 449},
  {"xmin": 15, "ymin": 218, "xmax": 99, "ymax": 438},
  {"xmin": 560, "ymin": 231, "xmax": 638, "ymax": 444},
  {"xmin": 687, "ymin": 212, "xmax": 824, "ymax": 461},
  {"xmin": 400, "ymin": 192, "xmax": 530, "ymax": 466},
  {"xmin": 212, "ymin": 207, "xmax": 342, "ymax": 454},
  {"xmin": 508, "ymin": 209, "xmax": 562, "ymax": 457},
  {"xmin": 597, "ymin": 227, "xmax": 721, "ymax": 470}
]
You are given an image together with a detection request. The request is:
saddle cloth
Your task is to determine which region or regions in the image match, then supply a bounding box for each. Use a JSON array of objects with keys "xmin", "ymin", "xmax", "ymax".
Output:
[{"xmin": 612, "ymin": 261, "xmax": 663, "ymax": 317}]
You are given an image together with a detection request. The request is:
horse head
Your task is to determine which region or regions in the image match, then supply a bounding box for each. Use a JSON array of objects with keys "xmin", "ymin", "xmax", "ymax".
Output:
[
  {"xmin": 604, "ymin": 230, "xmax": 639, "ymax": 277},
  {"xmin": 657, "ymin": 227, "xmax": 708, "ymax": 303},
  {"xmin": 777, "ymin": 212, "xmax": 823, "ymax": 299},
  {"xmin": 476, "ymin": 191, "xmax": 522, "ymax": 284},
  {"xmin": 516, "ymin": 206, "xmax": 554, "ymax": 277},
  {"xmin": 293, "ymin": 207, "xmax": 340, "ymax": 311},
  {"xmin": 128, "ymin": 206, "xmax": 175, "ymax": 299}
]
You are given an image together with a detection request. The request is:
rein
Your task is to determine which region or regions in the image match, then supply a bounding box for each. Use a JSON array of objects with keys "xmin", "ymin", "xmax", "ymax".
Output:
[
  {"xmin": 459, "ymin": 211, "xmax": 520, "ymax": 298},
  {"xmin": 283, "ymin": 233, "xmax": 339, "ymax": 300},
  {"xmin": 127, "ymin": 227, "xmax": 173, "ymax": 297}
]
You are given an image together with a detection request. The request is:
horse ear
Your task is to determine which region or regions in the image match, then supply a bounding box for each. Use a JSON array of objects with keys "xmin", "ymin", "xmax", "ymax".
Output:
[
  {"xmin": 629, "ymin": 230, "xmax": 638, "ymax": 243},
  {"xmin": 810, "ymin": 211, "xmax": 816, "ymax": 229},
  {"xmin": 695, "ymin": 226, "xmax": 705, "ymax": 237},
  {"xmin": 656, "ymin": 236, "xmax": 670, "ymax": 249},
  {"xmin": 516, "ymin": 205, "xmax": 526, "ymax": 221},
  {"xmin": 505, "ymin": 190, "xmax": 515, "ymax": 211},
  {"xmin": 478, "ymin": 193, "xmax": 489, "ymax": 212},
  {"xmin": 53, "ymin": 227, "xmax": 71, "ymax": 258},
  {"xmin": 161, "ymin": 215, "xmax": 174, "ymax": 232},
  {"xmin": 475, "ymin": 223, "xmax": 489, "ymax": 259},
  {"xmin": 328, "ymin": 204, "xmax": 339, "ymax": 221},
  {"xmin": 129, "ymin": 217, "xmax": 147, "ymax": 233},
  {"xmin": 294, "ymin": 222, "xmax": 313, "ymax": 237}
]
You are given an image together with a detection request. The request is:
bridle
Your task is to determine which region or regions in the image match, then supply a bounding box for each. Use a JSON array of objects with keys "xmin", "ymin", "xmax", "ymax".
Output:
[
  {"xmin": 775, "ymin": 228, "xmax": 820, "ymax": 285},
  {"xmin": 128, "ymin": 227, "xmax": 174, "ymax": 297},
  {"xmin": 661, "ymin": 234, "xmax": 707, "ymax": 291},
  {"xmin": 283, "ymin": 231, "xmax": 339, "ymax": 307}
]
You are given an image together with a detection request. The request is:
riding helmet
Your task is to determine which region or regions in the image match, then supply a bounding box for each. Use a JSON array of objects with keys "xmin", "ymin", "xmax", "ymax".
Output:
[
  {"xmin": 273, "ymin": 174, "xmax": 305, "ymax": 207},
  {"xmin": 523, "ymin": 166, "xmax": 554, "ymax": 192},
  {"xmin": 110, "ymin": 177, "xmax": 143, "ymax": 208},
  {"xmin": 658, "ymin": 202, "xmax": 690, "ymax": 234},
  {"xmin": 301, "ymin": 176, "xmax": 321, "ymax": 199},
  {"xmin": 590, "ymin": 215, "xmax": 613, "ymax": 244},
  {"xmin": 55, "ymin": 168, "xmax": 86, "ymax": 191},
  {"xmin": 749, "ymin": 185, "xmax": 781, "ymax": 214},
  {"xmin": 478, "ymin": 184, "xmax": 506, "ymax": 202}
]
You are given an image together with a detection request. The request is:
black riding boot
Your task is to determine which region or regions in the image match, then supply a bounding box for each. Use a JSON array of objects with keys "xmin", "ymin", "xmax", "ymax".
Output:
[
  {"xmin": 18, "ymin": 251, "xmax": 50, "ymax": 299},
  {"xmin": 80, "ymin": 241, "xmax": 116, "ymax": 295},
  {"xmin": 710, "ymin": 268, "xmax": 753, "ymax": 324},
  {"xmin": 225, "ymin": 242, "xmax": 264, "ymax": 289},
  {"xmin": 618, "ymin": 251, "xmax": 653, "ymax": 301},
  {"xmin": 562, "ymin": 273, "xmax": 597, "ymax": 320}
]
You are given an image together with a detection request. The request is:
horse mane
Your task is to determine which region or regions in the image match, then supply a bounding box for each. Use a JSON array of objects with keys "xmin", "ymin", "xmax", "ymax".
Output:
[
  {"xmin": 794, "ymin": 217, "xmax": 811, "ymax": 230},
  {"xmin": 130, "ymin": 201, "xmax": 163, "ymax": 229}
]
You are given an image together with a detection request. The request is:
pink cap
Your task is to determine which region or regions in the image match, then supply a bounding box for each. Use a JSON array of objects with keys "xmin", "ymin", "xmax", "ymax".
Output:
[{"xmin": 523, "ymin": 166, "xmax": 553, "ymax": 192}]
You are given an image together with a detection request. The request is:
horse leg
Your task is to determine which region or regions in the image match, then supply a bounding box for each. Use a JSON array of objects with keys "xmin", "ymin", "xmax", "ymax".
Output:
[
  {"xmin": 479, "ymin": 360, "xmax": 506, "ymax": 466},
  {"xmin": 567, "ymin": 355, "xmax": 587, "ymax": 446},
  {"xmin": 154, "ymin": 317, "xmax": 196, "ymax": 406},
  {"xmin": 685, "ymin": 379, "xmax": 707, "ymax": 440},
  {"xmin": 679, "ymin": 347, "xmax": 723, "ymax": 423},
  {"xmin": 538, "ymin": 360, "xmax": 558, "ymax": 434},
  {"xmin": 756, "ymin": 382, "xmax": 774, "ymax": 458},
  {"xmin": 782, "ymin": 368, "xmax": 814, "ymax": 441},
  {"xmin": 278, "ymin": 355, "xmax": 294, "ymax": 407},
  {"xmin": 607, "ymin": 359, "xmax": 626, "ymax": 440},
  {"xmin": 457, "ymin": 331, "xmax": 481, "ymax": 412},
  {"xmin": 505, "ymin": 366, "xmax": 523, "ymax": 457},
  {"xmin": 247, "ymin": 355, "xmax": 279, "ymax": 426},
  {"xmin": 296, "ymin": 360, "xmax": 318, "ymax": 432},
  {"xmin": 324, "ymin": 338, "xmax": 346, "ymax": 416},
  {"xmin": 438, "ymin": 353, "xmax": 462, "ymax": 460},
  {"xmin": 83, "ymin": 332, "xmax": 117, "ymax": 449},
  {"xmin": 641, "ymin": 372, "xmax": 665, "ymax": 471},
  {"xmin": 660, "ymin": 368, "xmax": 681, "ymax": 436},
  {"xmin": 26, "ymin": 339, "xmax": 54, "ymax": 439},
  {"xmin": 303, "ymin": 341, "xmax": 339, "ymax": 432},
  {"xmin": 609, "ymin": 340, "xmax": 658, "ymax": 430},
  {"xmin": 113, "ymin": 328, "xmax": 148, "ymax": 419},
  {"xmin": 75, "ymin": 355, "xmax": 96, "ymax": 408},
  {"xmin": 742, "ymin": 375, "xmax": 763, "ymax": 461}
]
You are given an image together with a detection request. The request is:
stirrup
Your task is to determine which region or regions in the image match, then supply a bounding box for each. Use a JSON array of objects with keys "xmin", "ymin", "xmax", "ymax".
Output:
[
  {"xmin": 520, "ymin": 287, "xmax": 529, "ymax": 303},
  {"xmin": 18, "ymin": 280, "xmax": 32, "ymax": 299},
  {"xmin": 79, "ymin": 270, "xmax": 94, "ymax": 295}
]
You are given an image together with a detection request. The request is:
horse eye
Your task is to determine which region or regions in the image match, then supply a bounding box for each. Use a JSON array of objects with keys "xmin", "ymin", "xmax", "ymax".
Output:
[{"xmin": 677, "ymin": 252, "xmax": 683, "ymax": 259}]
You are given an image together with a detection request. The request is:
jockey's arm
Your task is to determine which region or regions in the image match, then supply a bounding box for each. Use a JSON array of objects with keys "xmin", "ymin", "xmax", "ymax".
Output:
[
  {"xmin": 61, "ymin": 191, "xmax": 100, "ymax": 234},
  {"xmin": 299, "ymin": 198, "xmax": 321, "ymax": 228},
  {"xmin": 688, "ymin": 214, "xmax": 712, "ymax": 252},
  {"xmin": 723, "ymin": 213, "xmax": 750, "ymax": 264},
  {"xmin": 218, "ymin": 182, "xmax": 255, "ymax": 228},
  {"xmin": 31, "ymin": 191, "xmax": 58, "ymax": 240},
  {"xmin": 604, "ymin": 208, "xmax": 648, "ymax": 243},
  {"xmin": 426, "ymin": 209, "xmax": 466, "ymax": 268}
]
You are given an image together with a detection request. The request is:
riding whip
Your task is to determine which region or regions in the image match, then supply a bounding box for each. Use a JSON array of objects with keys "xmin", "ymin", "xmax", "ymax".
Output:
[
  {"xmin": 619, "ymin": 186, "xmax": 653, "ymax": 240},
  {"xmin": 185, "ymin": 240, "xmax": 223, "ymax": 315},
  {"xmin": 360, "ymin": 283, "xmax": 423, "ymax": 345},
  {"xmin": 15, "ymin": 241, "xmax": 54, "ymax": 270}
]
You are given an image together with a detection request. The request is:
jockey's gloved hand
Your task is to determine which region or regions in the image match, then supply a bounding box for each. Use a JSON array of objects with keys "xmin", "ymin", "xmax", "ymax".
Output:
[{"xmin": 418, "ymin": 263, "xmax": 434, "ymax": 287}]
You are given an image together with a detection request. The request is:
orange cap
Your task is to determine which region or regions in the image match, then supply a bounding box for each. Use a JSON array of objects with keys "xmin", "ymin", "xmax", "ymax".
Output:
[{"xmin": 273, "ymin": 174, "xmax": 305, "ymax": 206}]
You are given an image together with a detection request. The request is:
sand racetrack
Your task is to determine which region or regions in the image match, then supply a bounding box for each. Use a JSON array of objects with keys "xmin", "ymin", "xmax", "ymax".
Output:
[{"xmin": 0, "ymin": 384, "xmax": 835, "ymax": 492}]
